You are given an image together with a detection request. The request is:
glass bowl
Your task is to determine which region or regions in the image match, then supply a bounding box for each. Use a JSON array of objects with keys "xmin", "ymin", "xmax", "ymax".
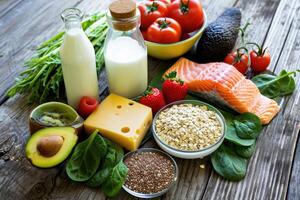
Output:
[
  {"xmin": 122, "ymin": 148, "xmax": 178, "ymax": 198},
  {"xmin": 152, "ymin": 100, "xmax": 226, "ymax": 159}
]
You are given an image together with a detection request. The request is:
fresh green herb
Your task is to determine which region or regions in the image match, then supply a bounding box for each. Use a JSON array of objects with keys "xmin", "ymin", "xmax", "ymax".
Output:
[
  {"xmin": 211, "ymin": 144, "xmax": 247, "ymax": 181},
  {"xmin": 86, "ymin": 139, "xmax": 124, "ymax": 187},
  {"xmin": 233, "ymin": 113, "xmax": 262, "ymax": 139},
  {"xmin": 102, "ymin": 160, "xmax": 128, "ymax": 197},
  {"xmin": 7, "ymin": 12, "xmax": 108, "ymax": 103},
  {"xmin": 252, "ymin": 69, "xmax": 300, "ymax": 99},
  {"xmin": 235, "ymin": 142, "xmax": 256, "ymax": 158},
  {"xmin": 66, "ymin": 130, "xmax": 107, "ymax": 182}
]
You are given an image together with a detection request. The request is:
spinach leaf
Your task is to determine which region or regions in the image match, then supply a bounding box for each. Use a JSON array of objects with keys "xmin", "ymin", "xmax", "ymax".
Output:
[
  {"xmin": 66, "ymin": 131, "xmax": 107, "ymax": 182},
  {"xmin": 233, "ymin": 113, "xmax": 262, "ymax": 139},
  {"xmin": 252, "ymin": 69, "xmax": 299, "ymax": 98},
  {"xmin": 235, "ymin": 142, "xmax": 256, "ymax": 158},
  {"xmin": 211, "ymin": 144, "xmax": 247, "ymax": 181},
  {"xmin": 86, "ymin": 139, "xmax": 124, "ymax": 187},
  {"xmin": 222, "ymin": 111, "xmax": 256, "ymax": 146},
  {"xmin": 102, "ymin": 160, "xmax": 128, "ymax": 198}
]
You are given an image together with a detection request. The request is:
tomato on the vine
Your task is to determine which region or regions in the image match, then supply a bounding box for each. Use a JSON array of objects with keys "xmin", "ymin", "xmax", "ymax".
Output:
[
  {"xmin": 167, "ymin": 0, "xmax": 204, "ymax": 33},
  {"xmin": 138, "ymin": 1, "xmax": 168, "ymax": 30},
  {"xmin": 147, "ymin": 17, "xmax": 182, "ymax": 44},
  {"xmin": 248, "ymin": 43, "xmax": 271, "ymax": 72},
  {"xmin": 224, "ymin": 50, "xmax": 249, "ymax": 74}
]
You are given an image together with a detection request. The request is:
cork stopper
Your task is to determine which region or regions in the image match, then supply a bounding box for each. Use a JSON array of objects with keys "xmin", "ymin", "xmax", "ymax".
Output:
[
  {"xmin": 109, "ymin": 0, "xmax": 136, "ymax": 19},
  {"xmin": 109, "ymin": 0, "xmax": 137, "ymax": 31}
]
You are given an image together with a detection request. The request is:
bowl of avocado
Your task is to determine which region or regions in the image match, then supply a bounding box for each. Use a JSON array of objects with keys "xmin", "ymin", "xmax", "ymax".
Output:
[{"xmin": 29, "ymin": 102, "xmax": 83, "ymax": 134}]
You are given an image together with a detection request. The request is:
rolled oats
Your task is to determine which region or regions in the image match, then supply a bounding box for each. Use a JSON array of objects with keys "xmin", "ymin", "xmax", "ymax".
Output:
[{"xmin": 155, "ymin": 104, "xmax": 222, "ymax": 151}]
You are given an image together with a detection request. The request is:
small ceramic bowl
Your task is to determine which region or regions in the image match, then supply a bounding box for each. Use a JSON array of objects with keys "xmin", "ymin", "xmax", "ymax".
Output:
[
  {"xmin": 152, "ymin": 100, "xmax": 226, "ymax": 159},
  {"xmin": 122, "ymin": 148, "xmax": 178, "ymax": 198},
  {"xmin": 145, "ymin": 10, "xmax": 207, "ymax": 60},
  {"xmin": 29, "ymin": 102, "xmax": 83, "ymax": 134}
]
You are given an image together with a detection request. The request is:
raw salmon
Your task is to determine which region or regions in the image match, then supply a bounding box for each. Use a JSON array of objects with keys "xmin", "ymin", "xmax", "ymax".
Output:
[{"xmin": 163, "ymin": 58, "xmax": 280, "ymax": 124}]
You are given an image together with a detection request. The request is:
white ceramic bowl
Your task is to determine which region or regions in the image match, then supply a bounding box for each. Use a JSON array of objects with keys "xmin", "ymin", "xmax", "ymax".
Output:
[{"xmin": 152, "ymin": 100, "xmax": 226, "ymax": 159}]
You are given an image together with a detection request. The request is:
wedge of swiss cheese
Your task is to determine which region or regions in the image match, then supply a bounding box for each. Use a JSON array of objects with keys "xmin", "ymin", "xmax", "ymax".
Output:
[{"xmin": 84, "ymin": 94, "xmax": 152, "ymax": 151}]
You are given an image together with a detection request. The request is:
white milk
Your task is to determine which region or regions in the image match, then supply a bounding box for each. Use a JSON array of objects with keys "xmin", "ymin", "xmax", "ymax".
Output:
[
  {"xmin": 60, "ymin": 28, "xmax": 99, "ymax": 109},
  {"xmin": 104, "ymin": 36, "xmax": 147, "ymax": 98}
]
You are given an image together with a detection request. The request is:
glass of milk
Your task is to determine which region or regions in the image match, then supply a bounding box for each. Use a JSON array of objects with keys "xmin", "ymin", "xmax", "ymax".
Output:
[
  {"xmin": 60, "ymin": 8, "xmax": 99, "ymax": 109},
  {"xmin": 104, "ymin": 0, "xmax": 148, "ymax": 99}
]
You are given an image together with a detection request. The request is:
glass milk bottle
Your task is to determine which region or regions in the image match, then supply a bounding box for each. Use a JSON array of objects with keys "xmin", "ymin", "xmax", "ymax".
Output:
[
  {"xmin": 104, "ymin": 0, "xmax": 148, "ymax": 98},
  {"xmin": 60, "ymin": 8, "xmax": 99, "ymax": 109}
]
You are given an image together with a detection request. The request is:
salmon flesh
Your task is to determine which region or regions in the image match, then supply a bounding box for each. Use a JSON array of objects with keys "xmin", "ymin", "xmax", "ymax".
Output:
[{"xmin": 163, "ymin": 58, "xmax": 280, "ymax": 124}]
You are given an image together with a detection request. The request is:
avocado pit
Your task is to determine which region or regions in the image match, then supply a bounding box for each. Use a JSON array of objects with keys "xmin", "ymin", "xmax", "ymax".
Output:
[{"xmin": 37, "ymin": 135, "xmax": 64, "ymax": 157}]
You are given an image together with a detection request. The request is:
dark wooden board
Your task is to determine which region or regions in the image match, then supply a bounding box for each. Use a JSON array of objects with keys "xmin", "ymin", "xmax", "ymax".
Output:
[{"xmin": 0, "ymin": 0, "xmax": 299, "ymax": 200}]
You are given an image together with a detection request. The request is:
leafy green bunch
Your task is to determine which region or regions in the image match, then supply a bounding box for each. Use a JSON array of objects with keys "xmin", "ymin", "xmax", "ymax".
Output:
[
  {"xmin": 66, "ymin": 131, "xmax": 128, "ymax": 198},
  {"xmin": 7, "ymin": 12, "xmax": 108, "ymax": 103}
]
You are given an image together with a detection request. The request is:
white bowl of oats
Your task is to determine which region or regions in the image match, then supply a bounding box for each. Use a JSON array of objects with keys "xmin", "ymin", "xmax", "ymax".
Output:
[{"xmin": 152, "ymin": 100, "xmax": 226, "ymax": 159}]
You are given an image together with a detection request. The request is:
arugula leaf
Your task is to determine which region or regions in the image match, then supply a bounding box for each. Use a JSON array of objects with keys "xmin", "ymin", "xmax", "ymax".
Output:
[
  {"xmin": 233, "ymin": 113, "xmax": 262, "ymax": 139},
  {"xmin": 252, "ymin": 69, "xmax": 300, "ymax": 98},
  {"xmin": 66, "ymin": 131, "xmax": 107, "ymax": 182},
  {"xmin": 211, "ymin": 144, "xmax": 247, "ymax": 181},
  {"xmin": 235, "ymin": 142, "xmax": 256, "ymax": 158},
  {"xmin": 102, "ymin": 161, "xmax": 128, "ymax": 197}
]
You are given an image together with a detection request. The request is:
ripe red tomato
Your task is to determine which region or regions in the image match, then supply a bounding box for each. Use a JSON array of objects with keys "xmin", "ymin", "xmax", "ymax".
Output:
[
  {"xmin": 224, "ymin": 51, "xmax": 249, "ymax": 74},
  {"xmin": 138, "ymin": 1, "xmax": 168, "ymax": 30},
  {"xmin": 167, "ymin": 0, "xmax": 204, "ymax": 33},
  {"xmin": 147, "ymin": 17, "xmax": 182, "ymax": 44},
  {"xmin": 249, "ymin": 43, "xmax": 271, "ymax": 73}
]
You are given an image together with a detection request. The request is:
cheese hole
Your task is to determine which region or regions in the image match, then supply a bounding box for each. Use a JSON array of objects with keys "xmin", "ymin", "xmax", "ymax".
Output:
[
  {"xmin": 128, "ymin": 102, "xmax": 134, "ymax": 106},
  {"xmin": 117, "ymin": 105, "xmax": 122, "ymax": 109},
  {"xmin": 121, "ymin": 127, "xmax": 130, "ymax": 133}
]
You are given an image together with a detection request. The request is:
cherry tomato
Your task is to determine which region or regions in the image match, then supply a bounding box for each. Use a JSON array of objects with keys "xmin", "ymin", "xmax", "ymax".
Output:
[
  {"xmin": 138, "ymin": 1, "xmax": 168, "ymax": 30},
  {"xmin": 147, "ymin": 17, "xmax": 182, "ymax": 44},
  {"xmin": 224, "ymin": 51, "xmax": 249, "ymax": 74},
  {"xmin": 167, "ymin": 0, "xmax": 204, "ymax": 33},
  {"xmin": 77, "ymin": 96, "xmax": 99, "ymax": 118},
  {"xmin": 248, "ymin": 43, "xmax": 271, "ymax": 72},
  {"xmin": 250, "ymin": 51, "xmax": 271, "ymax": 72}
]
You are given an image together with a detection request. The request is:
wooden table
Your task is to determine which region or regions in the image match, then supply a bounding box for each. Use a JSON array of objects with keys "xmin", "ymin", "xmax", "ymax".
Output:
[{"xmin": 0, "ymin": 0, "xmax": 299, "ymax": 199}]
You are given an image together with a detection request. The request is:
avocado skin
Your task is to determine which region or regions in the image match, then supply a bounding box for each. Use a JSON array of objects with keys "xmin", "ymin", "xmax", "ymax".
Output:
[{"xmin": 194, "ymin": 8, "xmax": 241, "ymax": 63}]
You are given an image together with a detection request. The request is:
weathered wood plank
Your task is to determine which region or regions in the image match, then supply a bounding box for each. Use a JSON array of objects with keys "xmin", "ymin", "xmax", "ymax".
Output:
[
  {"xmin": 202, "ymin": 0, "xmax": 300, "ymax": 199},
  {"xmin": 1, "ymin": 0, "xmax": 299, "ymax": 200},
  {"xmin": 0, "ymin": 0, "xmax": 23, "ymax": 18}
]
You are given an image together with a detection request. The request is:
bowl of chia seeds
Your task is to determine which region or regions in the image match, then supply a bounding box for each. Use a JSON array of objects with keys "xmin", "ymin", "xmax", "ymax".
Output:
[{"xmin": 122, "ymin": 148, "xmax": 178, "ymax": 198}]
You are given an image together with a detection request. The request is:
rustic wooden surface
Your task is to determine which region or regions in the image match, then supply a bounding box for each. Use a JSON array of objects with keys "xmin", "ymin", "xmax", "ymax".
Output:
[{"xmin": 0, "ymin": 0, "xmax": 299, "ymax": 199}]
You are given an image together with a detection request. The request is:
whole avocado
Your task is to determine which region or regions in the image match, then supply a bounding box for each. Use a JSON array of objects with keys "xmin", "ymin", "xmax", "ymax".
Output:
[{"xmin": 194, "ymin": 8, "xmax": 241, "ymax": 63}]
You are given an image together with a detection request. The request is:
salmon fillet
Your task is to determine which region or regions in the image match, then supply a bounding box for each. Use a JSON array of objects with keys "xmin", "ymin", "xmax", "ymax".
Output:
[{"xmin": 163, "ymin": 58, "xmax": 280, "ymax": 124}]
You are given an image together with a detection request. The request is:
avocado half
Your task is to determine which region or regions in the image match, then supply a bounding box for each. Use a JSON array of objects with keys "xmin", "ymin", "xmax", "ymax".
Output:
[{"xmin": 25, "ymin": 127, "xmax": 78, "ymax": 168}]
